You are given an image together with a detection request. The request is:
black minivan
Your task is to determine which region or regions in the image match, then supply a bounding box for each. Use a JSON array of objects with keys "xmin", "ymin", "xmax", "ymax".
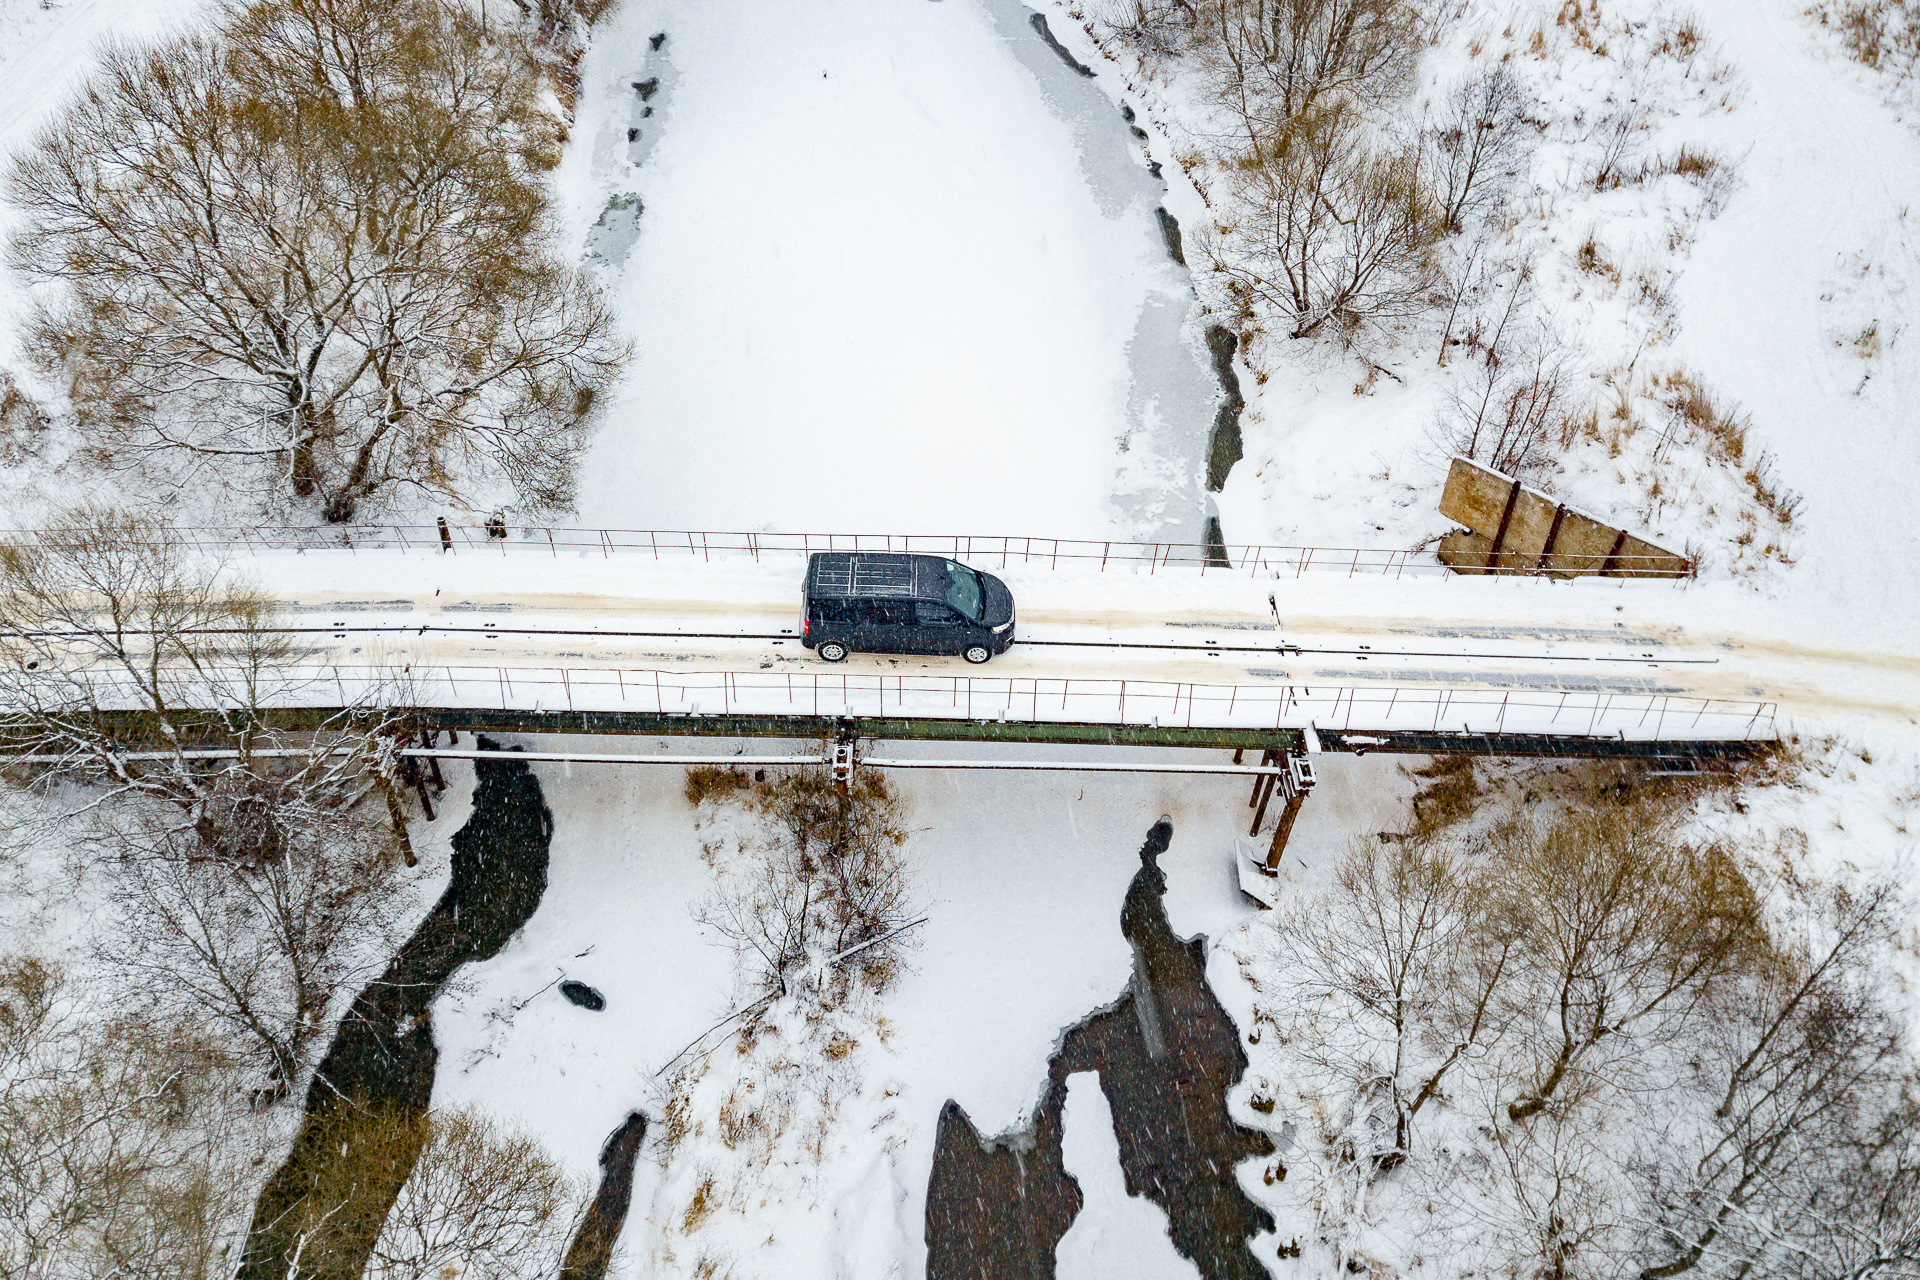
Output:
[{"xmin": 801, "ymin": 552, "xmax": 1016, "ymax": 664}]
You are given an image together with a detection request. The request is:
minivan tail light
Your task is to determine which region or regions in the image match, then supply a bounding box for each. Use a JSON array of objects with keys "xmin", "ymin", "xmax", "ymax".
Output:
[{"xmin": 803, "ymin": 616, "xmax": 810, "ymax": 638}]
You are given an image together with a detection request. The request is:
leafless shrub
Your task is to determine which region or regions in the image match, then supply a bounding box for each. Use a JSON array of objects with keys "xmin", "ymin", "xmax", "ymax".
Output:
[
  {"xmin": 1576, "ymin": 229, "xmax": 1619, "ymax": 280},
  {"xmin": 1206, "ymin": 106, "xmax": 1444, "ymax": 340},
  {"xmin": 1589, "ymin": 102, "xmax": 1651, "ymax": 189},
  {"xmin": 0, "ymin": 956, "xmax": 257, "ymax": 1280},
  {"xmin": 7, "ymin": 0, "xmax": 628, "ymax": 522},
  {"xmin": 691, "ymin": 765, "xmax": 917, "ymax": 1007},
  {"xmin": 1265, "ymin": 785, "xmax": 1914, "ymax": 1273},
  {"xmin": 1193, "ymin": 0, "xmax": 1423, "ymax": 145},
  {"xmin": 1443, "ymin": 332, "xmax": 1585, "ymax": 480},
  {"xmin": 1092, "ymin": 0, "xmax": 1198, "ymax": 55},
  {"xmin": 1425, "ymin": 65, "xmax": 1535, "ymax": 232},
  {"xmin": 1743, "ymin": 452, "xmax": 1804, "ymax": 528}
]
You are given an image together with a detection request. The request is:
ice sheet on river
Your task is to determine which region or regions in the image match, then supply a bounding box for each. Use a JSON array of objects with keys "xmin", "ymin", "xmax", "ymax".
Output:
[{"xmin": 559, "ymin": 0, "xmax": 1220, "ymax": 544}]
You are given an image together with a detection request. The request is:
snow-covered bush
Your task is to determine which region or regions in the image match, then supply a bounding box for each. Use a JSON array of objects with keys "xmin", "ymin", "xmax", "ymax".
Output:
[
  {"xmin": 1814, "ymin": 0, "xmax": 1920, "ymax": 78},
  {"xmin": 689, "ymin": 765, "xmax": 917, "ymax": 1008},
  {"xmin": 651, "ymin": 768, "xmax": 919, "ymax": 1277}
]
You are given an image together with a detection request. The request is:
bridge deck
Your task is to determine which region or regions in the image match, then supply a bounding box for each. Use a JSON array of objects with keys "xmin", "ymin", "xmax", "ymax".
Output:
[{"xmin": 15, "ymin": 544, "xmax": 1917, "ymax": 750}]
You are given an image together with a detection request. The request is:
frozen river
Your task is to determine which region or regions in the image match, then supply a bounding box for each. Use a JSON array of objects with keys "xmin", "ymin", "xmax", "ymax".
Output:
[{"xmin": 561, "ymin": 0, "xmax": 1223, "ymax": 543}]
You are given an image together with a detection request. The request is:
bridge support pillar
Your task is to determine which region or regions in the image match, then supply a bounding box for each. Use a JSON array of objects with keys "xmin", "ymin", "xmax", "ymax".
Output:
[
  {"xmin": 829, "ymin": 718, "xmax": 858, "ymax": 792},
  {"xmin": 1266, "ymin": 789, "xmax": 1306, "ymax": 871},
  {"xmin": 1250, "ymin": 749, "xmax": 1317, "ymax": 873}
]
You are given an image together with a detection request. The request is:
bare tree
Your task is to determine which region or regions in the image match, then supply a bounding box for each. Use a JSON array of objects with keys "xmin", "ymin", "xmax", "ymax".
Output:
[
  {"xmin": 1464, "ymin": 1082, "xmax": 1638, "ymax": 1280},
  {"xmin": 1637, "ymin": 877, "xmax": 1919, "ymax": 1280},
  {"xmin": 1426, "ymin": 65, "xmax": 1534, "ymax": 232},
  {"xmin": 7, "ymin": 0, "xmax": 627, "ymax": 522},
  {"xmin": 0, "ymin": 956, "xmax": 256, "ymax": 1280},
  {"xmin": 367, "ymin": 1107, "xmax": 585, "ymax": 1280},
  {"xmin": 1488, "ymin": 807, "xmax": 1765, "ymax": 1124},
  {"xmin": 1268, "ymin": 835, "xmax": 1518, "ymax": 1160},
  {"xmin": 0, "ymin": 508, "xmax": 405, "ymax": 823},
  {"xmin": 98, "ymin": 791, "xmax": 406, "ymax": 1099},
  {"xmin": 0, "ymin": 508, "xmax": 419, "ymax": 1097},
  {"xmin": 0, "ymin": 506, "xmax": 302, "ymax": 816},
  {"xmin": 1205, "ymin": 105, "xmax": 1443, "ymax": 340},
  {"xmin": 1194, "ymin": 0, "xmax": 1423, "ymax": 148}
]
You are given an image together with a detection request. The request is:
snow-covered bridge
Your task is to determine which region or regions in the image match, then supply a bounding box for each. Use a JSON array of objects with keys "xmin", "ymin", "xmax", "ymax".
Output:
[{"xmin": 28, "ymin": 523, "xmax": 1912, "ymax": 763}]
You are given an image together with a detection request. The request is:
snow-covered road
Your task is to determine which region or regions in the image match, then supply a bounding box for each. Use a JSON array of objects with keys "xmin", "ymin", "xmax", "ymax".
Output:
[{"xmin": 43, "ymin": 548, "xmax": 1915, "ymax": 740}]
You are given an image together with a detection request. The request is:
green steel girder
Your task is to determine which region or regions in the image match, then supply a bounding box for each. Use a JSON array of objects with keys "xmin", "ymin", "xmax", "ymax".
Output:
[{"xmin": 59, "ymin": 707, "xmax": 1776, "ymax": 762}]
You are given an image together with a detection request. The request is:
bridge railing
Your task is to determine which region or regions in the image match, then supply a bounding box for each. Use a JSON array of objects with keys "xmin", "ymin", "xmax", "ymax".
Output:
[
  {"xmin": 59, "ymin": 663, "xmax": 1777, "ymax": 743},
  {"xmin": 7, "ymin": 523, "xmax": 1693, "ymax": 579}
]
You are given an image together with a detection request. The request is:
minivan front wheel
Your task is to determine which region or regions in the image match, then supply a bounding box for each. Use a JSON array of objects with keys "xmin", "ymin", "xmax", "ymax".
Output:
[
  {"xmin": 818, "ymin": 642, "xmax": 849, "ymax": 662},
  {"xmin": 962, "ymin": 645, "xmax": 992, "ymax": 665}
]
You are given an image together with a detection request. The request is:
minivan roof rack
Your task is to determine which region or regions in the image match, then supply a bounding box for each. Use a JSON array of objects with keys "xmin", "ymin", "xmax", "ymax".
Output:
[{"xmin": 808, "ymin": 551, "xmax": 920, "ymax": 598}]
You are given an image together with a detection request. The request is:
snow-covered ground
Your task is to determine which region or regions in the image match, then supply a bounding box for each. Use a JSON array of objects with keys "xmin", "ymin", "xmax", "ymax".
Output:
[{"xmin": 1666, "ymin": 0, "xmax": 1920, "ymax": 625}]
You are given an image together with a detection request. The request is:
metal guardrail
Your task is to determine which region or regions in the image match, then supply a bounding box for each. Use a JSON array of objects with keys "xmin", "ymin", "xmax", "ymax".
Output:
[
  {"xmin": 0, "ymin": 524, "xmax": 1695, "ymax": 579},
  {"xmin": 51, "ymin": 663, "xmax": 1777, "ymax": 743}
]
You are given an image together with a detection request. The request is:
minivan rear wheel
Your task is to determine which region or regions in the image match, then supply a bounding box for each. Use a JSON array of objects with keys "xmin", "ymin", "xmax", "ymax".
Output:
[
  {"xmin": 962, "ymin": 645, "xmax": 992, "ymax": 665},
  {"xmin": 818, "ymin": 642, "xmax": 849, "ymax": 662}
]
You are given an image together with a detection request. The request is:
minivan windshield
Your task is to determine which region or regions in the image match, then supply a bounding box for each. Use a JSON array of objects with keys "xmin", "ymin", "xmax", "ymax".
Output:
[{"xmin": 941, "ymin": 560, "xmax": 984, "ymax": 620}]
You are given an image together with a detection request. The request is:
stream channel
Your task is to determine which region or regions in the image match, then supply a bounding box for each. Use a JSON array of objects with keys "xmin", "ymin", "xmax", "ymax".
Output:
[
  {"xmin": 237, "ymin": 744, "xmax": 601, "ymax": 1278},
  {"xmin": 925, "ymin": 818, "xmax": 1277, "ymax": 1279},
  {"xmin": 244, "ymin": 770, "xmax": 1278, "ymax": 1280}
]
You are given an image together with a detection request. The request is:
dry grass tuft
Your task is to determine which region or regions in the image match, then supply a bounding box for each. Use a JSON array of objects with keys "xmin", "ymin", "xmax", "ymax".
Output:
[
  {"xmin": 684, "ymin": 765, "xmax": 754, "ymax": 807},
  {"xmin": 1659, "ymin": 368, "xmax": 1749, "ymax": 464}
]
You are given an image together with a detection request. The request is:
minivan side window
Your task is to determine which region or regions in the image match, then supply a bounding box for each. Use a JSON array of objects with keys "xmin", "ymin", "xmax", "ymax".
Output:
[
  {"xmin": 861, "ymin": 600, "xmax": 913, "ymax": 627},
  {"xmin": 814, "ymin": 598, "xmax": 857, "ymax": 624},
  {"xmin": 915, "ymin": 601, "xmax": 959, "ymax": 626}
]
